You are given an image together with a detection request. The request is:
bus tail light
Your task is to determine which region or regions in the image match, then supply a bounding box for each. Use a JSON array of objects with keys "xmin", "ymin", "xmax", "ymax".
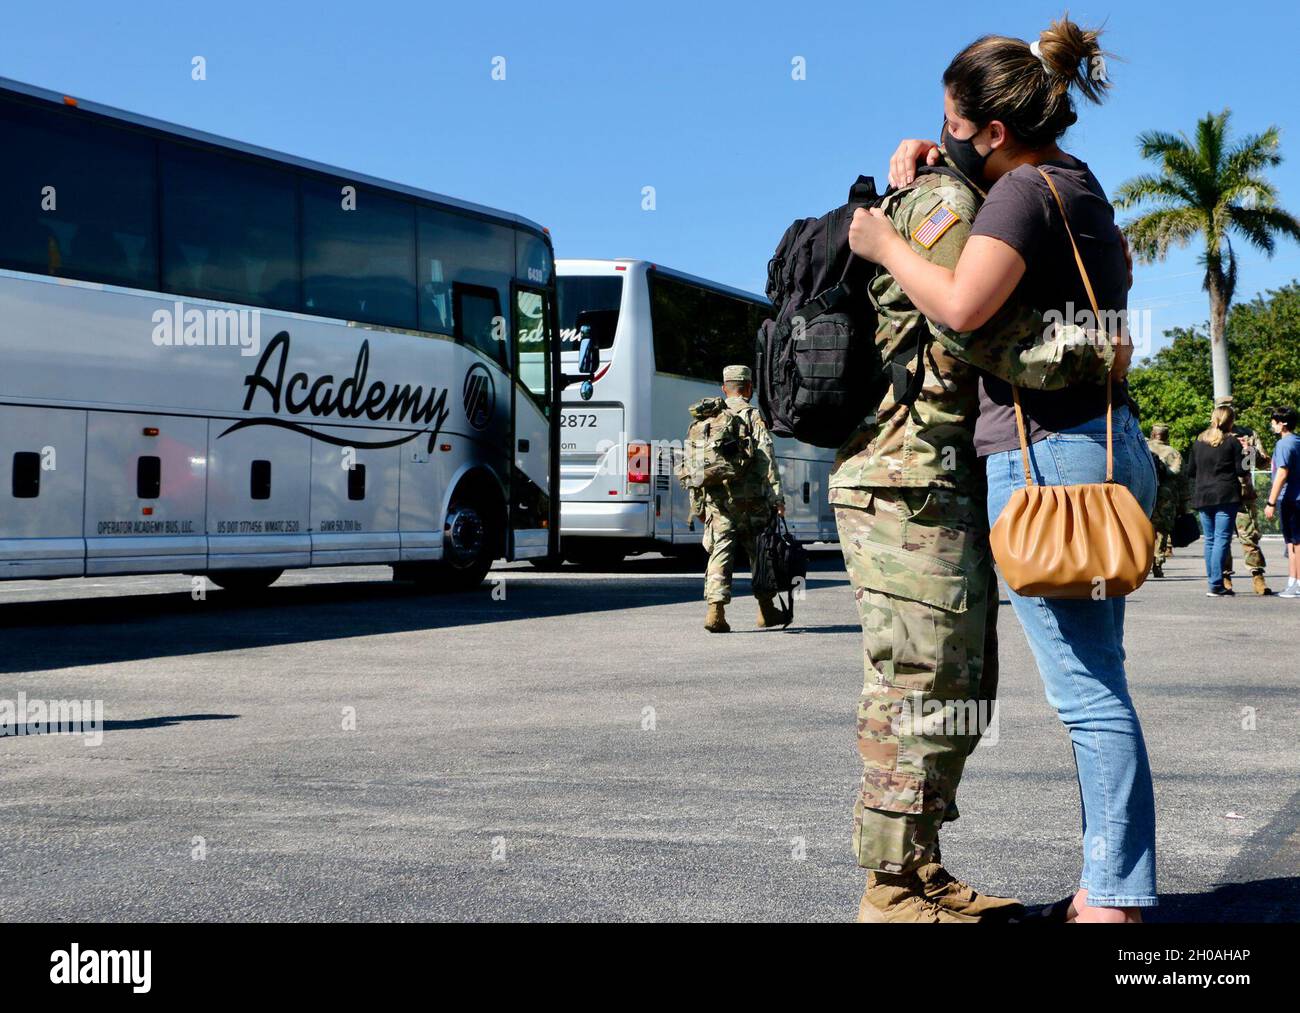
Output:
[{"xmin": 627, "ymin": 441, "xmax": 651, "ymax": 492}]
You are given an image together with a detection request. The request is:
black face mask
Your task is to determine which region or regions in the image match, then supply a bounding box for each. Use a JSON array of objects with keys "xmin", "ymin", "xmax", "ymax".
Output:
[{"xmin": 941, "ymin": 120, "xmax": 990, "ymax": 185}]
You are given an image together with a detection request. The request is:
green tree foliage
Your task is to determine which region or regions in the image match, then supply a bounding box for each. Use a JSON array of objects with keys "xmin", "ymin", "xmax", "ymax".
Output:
[
  {"xmin": 1115, "ymin": 110, "xmax": 1300, "ymax": 401},
  {"xmin": 1129, "ymin": 281, "xmax": 1300, "ymax": 455}
]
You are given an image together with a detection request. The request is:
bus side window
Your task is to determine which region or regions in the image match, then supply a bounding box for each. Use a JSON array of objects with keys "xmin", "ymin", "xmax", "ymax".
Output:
[
  {"xmin": 649, "ymin": 274, "xmax": 761, "ymax": 382},
  {"xmin": 160, "ymin": 144, "xmax": 299, "ymax": 312},
  {"xmin": 302, "ymin": 179, "xmax": 416, "ymax": 330},
  {"xmin": 0, "ymin": 96, "xmax": 157, "ymax": 288},
  {"xmin": 417, "ymin": 207, "xmax": 512, "ymax": 340},
  {"xmin": 514, "ymin": 288, "xmax": 551, "ymax": 409},
  {"xmin": 453, "ymin": 283, "xmax": 505, "ymax": 366}
]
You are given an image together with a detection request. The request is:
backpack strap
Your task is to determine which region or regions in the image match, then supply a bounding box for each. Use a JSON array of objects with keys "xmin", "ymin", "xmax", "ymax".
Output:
[
  {"xmin": 870, "ymin": 166, "xmax": 981, "ymax": 420},
  {"xmin": 731, "ymin": 403, "xmax": 763, "ymax": 441},
  {"xmin": 791, "ymin": 178, "xmax": 881, "ymax": 324},
  {"xmin": 891, "ymin": 331, "xmax": 929, "ymax": 407}
]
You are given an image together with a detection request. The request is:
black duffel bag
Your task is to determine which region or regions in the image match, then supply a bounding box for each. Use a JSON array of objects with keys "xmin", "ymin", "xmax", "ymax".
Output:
[
  {"xmin": 1172, "ymin": 512, "xmax": 1201, "ymax": 548},
  {"xmin": 751, "ymin": 514, "xmax": 808, "ymax": 626}
]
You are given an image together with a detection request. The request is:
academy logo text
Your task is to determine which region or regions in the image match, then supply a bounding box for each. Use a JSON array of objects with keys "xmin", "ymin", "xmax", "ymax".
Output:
[{"xmin": 218, "ymin": 330, "xmax": 454, "ymax": 452}]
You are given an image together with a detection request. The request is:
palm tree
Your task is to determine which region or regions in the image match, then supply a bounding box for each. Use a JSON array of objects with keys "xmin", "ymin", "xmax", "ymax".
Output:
[{"xmin": 1115, "ymin": 110, "xmax": 1300, "ymax": 401}]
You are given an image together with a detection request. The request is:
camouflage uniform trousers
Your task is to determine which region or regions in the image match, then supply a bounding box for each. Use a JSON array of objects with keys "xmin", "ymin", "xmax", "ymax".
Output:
[
  {"xmin": 1225, "ymin": 500, "xmax": 1266, "ymax": 577},
  {"xmin": 834, "ymin": 488, "xmax": 998, "ymax": 874},
  {"xmin": 1151, "ymin": 488, "xmax": 1177, "ymax": 564},
  {"xmin": 703, "ymin": 498, "xmax": 773, "ymax": 604},
  {"xmin": 1154, "ymin": 530, "xmax": 1174, "ymax": 564}
]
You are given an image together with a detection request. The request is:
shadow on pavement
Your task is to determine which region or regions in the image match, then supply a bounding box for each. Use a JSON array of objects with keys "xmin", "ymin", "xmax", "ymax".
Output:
[
  {"xmin": 0, "ymin": 555, "xmax": 848, "ymax": 673},
  {"xmin": 1149, "ymin": 877, "xmax": 1300, "ymax": 922},
  {"xmin": 0, "ymin": 713, "xmax": 239, "ymax": 740}
]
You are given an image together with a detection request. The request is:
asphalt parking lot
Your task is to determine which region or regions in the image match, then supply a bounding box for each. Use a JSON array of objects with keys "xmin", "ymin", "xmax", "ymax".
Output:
[{"xmin": 1, "ymin": 540, "xmax": 1296, "ymax": 922}]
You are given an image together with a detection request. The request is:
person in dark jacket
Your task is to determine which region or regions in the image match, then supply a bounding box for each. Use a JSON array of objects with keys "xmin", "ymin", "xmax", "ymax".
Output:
[{"xmin": 1187, "ymin": 405, "xmax": 1249, "ymax": 596}]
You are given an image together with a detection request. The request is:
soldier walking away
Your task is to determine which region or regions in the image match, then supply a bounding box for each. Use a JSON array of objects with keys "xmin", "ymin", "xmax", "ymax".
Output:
[
  {"xmin": 682, "ymin": 365, "xmax": 786, "ymax": 633},
  {"xmin": 1217, "ymin": 398, "xmax": 1272, "ymax": 595},
  {"xmin": 834, "ymin": 152, "xmax": 1116, "ymax": 922},
  {"xmin": 1147, "ymin": 423, "xmax": 1185, "ymax": 578}
]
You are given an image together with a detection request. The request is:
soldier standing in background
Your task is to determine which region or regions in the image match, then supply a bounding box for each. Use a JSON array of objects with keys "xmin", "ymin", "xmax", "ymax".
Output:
[
  {"xmin": 1147, "ymin": 423, "xmax": 1184, "ymax": 578},
  {"xmin": 691, "ymin": 365, "xmax": 786, "ymax": 633},
  {"xmin": 835, "ymin": 155, "xmax": 1118, "ymax": 922},
  {"xmin": 1217, "ymin": 398, "xmax": 1272, "ymax": 595}
]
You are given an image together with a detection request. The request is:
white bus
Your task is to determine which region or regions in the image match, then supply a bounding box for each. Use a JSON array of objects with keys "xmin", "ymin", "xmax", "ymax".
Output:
[
  {"xmin": 553, "ymin": 259, "xmax": 837, "ymax": 565},
  {"xmin": 0, "ymin": 78, "xmax": 561, "ymax": 592}
]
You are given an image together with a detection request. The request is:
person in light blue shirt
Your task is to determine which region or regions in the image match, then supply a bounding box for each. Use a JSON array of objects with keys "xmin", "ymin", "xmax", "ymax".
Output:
[{"xmin": 1265, "ymin": 407, "xmax": 1300, "ymax": 596}]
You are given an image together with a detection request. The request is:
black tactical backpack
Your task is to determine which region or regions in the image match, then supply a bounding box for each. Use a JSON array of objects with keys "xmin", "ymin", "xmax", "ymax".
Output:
[{"xmin": 754, "ymin": 170, "xmax": 960, "ymax": 448}]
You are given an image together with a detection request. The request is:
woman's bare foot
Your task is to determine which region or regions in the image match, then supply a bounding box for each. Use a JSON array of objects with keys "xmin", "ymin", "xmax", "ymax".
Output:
[{"xmin": 1070, "ymin": 888, "xmax": 1143, "ymax": 923}]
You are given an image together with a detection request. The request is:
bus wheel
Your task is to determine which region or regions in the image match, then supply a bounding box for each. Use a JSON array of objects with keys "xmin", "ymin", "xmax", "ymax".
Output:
[
  {"xmin": 205, "ymin": 568, "xmax": 283, "ymax": 592},
  {"xmin": 436, "ymin": 494, "xmax": 496, "ymax": 590}
]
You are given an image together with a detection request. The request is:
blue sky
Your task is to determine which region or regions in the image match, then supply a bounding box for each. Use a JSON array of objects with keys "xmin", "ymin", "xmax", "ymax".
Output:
[{"xmin": 4, "ymin": 0, "xmax": 1299, "ymax": 358}]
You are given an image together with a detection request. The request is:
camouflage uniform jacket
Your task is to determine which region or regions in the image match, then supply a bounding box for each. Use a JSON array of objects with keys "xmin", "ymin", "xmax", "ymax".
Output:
[
  {"xmin": 1148, "ymin": 439, "xmax": 1186, "ymax": 505},
  {"xmin": 692, "ymin": 396, "xmax": 783, "ymax": 518},
  {"xmin": 829, "ymin": 164, "xmax": 1116, "ymax": 506}
]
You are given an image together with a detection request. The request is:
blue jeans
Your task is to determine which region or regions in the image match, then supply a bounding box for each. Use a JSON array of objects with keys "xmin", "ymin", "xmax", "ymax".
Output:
[
  {"xmin": 1199, "ymin": 505, "xmax": 1239, "ymax": 591},
  {"xmin": 985, "ymin": 405, "xmax": 1159, "ymax": 907}
]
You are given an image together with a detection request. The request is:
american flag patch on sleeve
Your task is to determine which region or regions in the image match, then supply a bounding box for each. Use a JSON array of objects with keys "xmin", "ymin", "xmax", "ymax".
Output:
[{"xmin": 911, "ymin": 204, "xmax": 961, "ymax": 249}]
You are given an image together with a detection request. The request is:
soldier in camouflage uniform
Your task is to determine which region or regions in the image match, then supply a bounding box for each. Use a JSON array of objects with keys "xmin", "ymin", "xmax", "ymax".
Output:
[
  {"xmin": 835, "ymin": 157, "xmax": 1116, "ymax": 922},
  {"xmin": 1217, "ymin": 400, "xmax": 1272, "ymax": 595},
  {"xmin": 693, "ymin": 365, "xmax": 786, "ymax": 633},
  {"xmin": 1147, "ymin": 424, "xmax": 1184, "ymax": 578}
]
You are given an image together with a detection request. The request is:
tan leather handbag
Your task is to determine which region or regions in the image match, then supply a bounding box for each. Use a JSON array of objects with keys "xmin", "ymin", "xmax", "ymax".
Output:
[{"xmin": 988, "ymin": 167, "xmax": 1155, "ymax": 599}]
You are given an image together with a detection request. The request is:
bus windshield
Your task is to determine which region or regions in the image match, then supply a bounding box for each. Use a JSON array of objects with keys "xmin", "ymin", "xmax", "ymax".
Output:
[{"xmin": 557, "ymin": 275, "xmax": 622, "ymax": 351}]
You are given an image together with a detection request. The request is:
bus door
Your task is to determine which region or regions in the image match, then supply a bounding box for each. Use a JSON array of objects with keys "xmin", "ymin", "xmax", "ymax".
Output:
[{"xmin": 510, "ymin": 285, "xmax": 554, "ymax": 558}]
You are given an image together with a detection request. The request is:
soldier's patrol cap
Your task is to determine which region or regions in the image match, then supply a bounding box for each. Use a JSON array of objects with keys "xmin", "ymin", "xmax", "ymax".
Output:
[
  {"xmin": 1150, "ymin": 423, "xmax": 1170, "ymax": 437},
  {"xmin": 722, "ymin": 365, "xmax": 752, "ymax": 383}
]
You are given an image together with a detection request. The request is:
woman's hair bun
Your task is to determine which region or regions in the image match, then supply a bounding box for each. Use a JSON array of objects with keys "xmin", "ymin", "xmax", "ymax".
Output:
[{"xmin": 1036, "ymin": 15, "xmax": 1109, "ymax": 104}]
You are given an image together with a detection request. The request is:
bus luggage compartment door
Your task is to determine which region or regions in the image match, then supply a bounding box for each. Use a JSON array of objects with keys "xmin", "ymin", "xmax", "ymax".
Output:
[
  {"xmin": 206, "ymin": 420, "xmax": 311, "ymax": 569},
  {"xmin": 84, "ymin": 412, "xmax": 208, "ymax": 575},
  {"xmin": 308, "ymin": 427, "xmax": 400, "ymax": 565},
  {"xmin": 0, "ymin": 405, "xmax": 87, "ymax": 578}
]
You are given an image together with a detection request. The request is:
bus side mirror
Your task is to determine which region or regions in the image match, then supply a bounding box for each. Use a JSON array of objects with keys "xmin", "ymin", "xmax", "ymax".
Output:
[
  {"xmin": 561, "ymin": 312, "xmax": 608, "ymax": 393},
  {"xmin": 577, "ymin": 332, "xmax": 600, "ymax": 375}
]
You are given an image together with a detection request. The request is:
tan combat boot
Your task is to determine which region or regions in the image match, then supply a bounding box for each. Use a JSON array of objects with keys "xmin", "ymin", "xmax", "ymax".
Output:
[
  {"xmin": 1253, "ymin": 574, "xmax": 1272, "ymax": 596},
  {"xmin": 755, "ymin": 596, "xmax": 787, "ymax": 629},
  {"xmin": 916, "ymin": 862, "xmax": 1025, "ymax": 921},
  {"xmin": 1222, "ymin": 573, "xmax": 1234, "ymax": 592},
  {"xmin": 856, "ymin": 871, "xmax": 979, "ymax": 923},
  {"xmin": 704, "ymin": 603, "xmax": 730, "ymax": 633}
]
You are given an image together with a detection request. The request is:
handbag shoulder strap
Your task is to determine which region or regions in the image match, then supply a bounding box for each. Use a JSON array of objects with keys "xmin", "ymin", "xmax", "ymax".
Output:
[{"xmin": 1028, "ymin": 165, "xmax": 1114, "ymax": 482}]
